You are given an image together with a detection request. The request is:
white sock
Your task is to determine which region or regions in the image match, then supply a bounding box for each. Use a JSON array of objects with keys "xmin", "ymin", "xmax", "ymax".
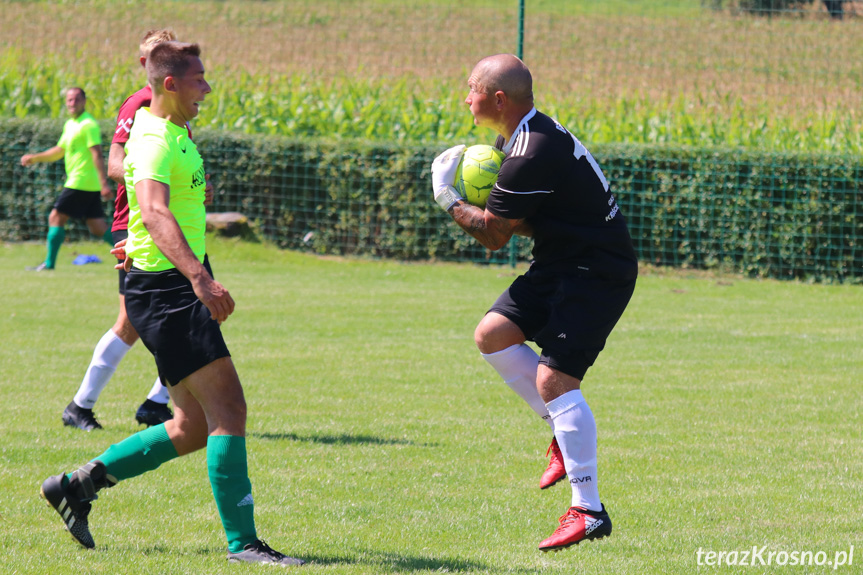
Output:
[
  {"xmin": 146, "ymin": 377, "xmax": 170, "ymax": 404},
  {"xmin": 482, "ymin": 343, "xmax": 554, "ymax": 432},
  {"xmin": 547, "ymin": 389, "xmax": 601, "ymax": 511},
  {"xmin": 73, "ymin": 330, "xmax": 132, "ymax": 409}
]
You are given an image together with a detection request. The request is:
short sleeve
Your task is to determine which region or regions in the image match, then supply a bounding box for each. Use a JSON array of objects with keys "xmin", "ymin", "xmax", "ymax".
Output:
[
  {"xmin": 485, "ymin": 155, "xmax": 551, "ymax": 220},
  {"xmin": 57, "ymin": 122, "xmax": 70, "ymax": 150},
  {"xmin": 113, "ymin": 97, "xmax": 142, "ymax": 145},
  {"xmin": 131, "ymin": 133, "xmax": 173, "ymax": 186},
  {"xmin": 84, "ymin": 120, "xmax": 102, "ymax": 148}
]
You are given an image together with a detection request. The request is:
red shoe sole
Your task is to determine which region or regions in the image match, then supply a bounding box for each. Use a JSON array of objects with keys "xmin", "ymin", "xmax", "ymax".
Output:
[
  {"xmin": 540, "ymin": 473, "xmax": 566, "ymax": 489},
  {"xmin": 539, "ymin": 532, "xmax": 610, "ymax": 552}
]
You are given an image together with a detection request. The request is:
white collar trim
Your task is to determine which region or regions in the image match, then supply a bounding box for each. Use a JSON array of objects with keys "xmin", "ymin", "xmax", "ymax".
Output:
[{"xmin": 502, "ymin": 107, "xmax": 538, "ymax": 154}]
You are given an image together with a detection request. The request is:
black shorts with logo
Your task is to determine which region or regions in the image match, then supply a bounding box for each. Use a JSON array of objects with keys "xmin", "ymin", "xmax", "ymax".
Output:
[
  {"xmin": 112, "ymin": 229, "xmax": 128, "ymax": 295},
  {"xmin": 54, "ymin": 187, "xmax": 104, "ymax": 220},
  {"xmin": 488, "ymin": 267, "xmax": 636, "ymax": 380},
  {"xmin": 124, "ymin": 256, "xmax": 230, "ymax": 386}
]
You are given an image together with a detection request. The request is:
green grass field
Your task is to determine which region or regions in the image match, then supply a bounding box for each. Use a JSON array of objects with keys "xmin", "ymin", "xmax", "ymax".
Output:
[{"xmin": 1, "ymin": 238, "xmax": 861, "ymax": 574}]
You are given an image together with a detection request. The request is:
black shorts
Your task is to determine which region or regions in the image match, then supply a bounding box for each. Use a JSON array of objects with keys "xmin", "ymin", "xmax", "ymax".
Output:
[
  {"xmin": 488, "ymin": 268, "xmax": 636, "ymax": 380},
  {"xmin": 124, "ymin": 256, "xmax": 230, "ymax": 386},
  {"xmin": 112, "ymin": 229, "xmax": 127, "ymax": 295},
  {"xmin": 54, "ymin": 188, "xmax": 104, "ymax": 220}
]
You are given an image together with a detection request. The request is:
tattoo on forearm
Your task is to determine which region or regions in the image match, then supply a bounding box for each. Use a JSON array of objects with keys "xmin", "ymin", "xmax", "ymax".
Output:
[
  {"xmin": 467, "ymin": 211, "xmax": 488, "ymax": 234},
  {"xmin": 449, "ymin": 202, "xmax": 523, "ymax": 250}
]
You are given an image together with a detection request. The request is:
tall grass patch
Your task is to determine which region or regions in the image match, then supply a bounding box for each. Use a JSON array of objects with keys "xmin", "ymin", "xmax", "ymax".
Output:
[{"xmin": 1, "ymin": 1, "xmax": 861, "ymax": 152}]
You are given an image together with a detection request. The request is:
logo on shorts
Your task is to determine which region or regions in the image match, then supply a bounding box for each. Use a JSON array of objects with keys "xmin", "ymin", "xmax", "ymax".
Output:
[{"xmin": 557, "ymin": 333, "xmax": 567, "ymax": 339}]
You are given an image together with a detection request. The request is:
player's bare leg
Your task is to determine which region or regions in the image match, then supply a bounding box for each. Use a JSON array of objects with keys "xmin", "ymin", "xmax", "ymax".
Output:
[
  {"xmin": 84, "ymin": 216, "xmax": 108, "ymax": 238},
  {"xmin": 112, "ymin": 295, "xmax": 139, "ymax": 345},
  {"xmin": 164, "ymin": 357, "xmax": 243, "ymax": 451},
  {"xmin": 84, "ymin": 217, "xmax": 114, "ymax": 251}
]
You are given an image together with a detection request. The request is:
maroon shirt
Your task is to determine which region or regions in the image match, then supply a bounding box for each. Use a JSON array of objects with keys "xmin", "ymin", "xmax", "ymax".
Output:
[
  {"xmin": 110, "ymin": 85, "xmax": 192, "ymax": 231},
  {"xmin": 111, "ymin": 85, "xmax": 152, "ymax": 232}
]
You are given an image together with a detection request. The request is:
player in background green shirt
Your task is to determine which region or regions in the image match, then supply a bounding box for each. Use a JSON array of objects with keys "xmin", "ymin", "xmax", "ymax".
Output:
[
  {"xmin": 20, "ymin": 87, "xmax": 114, "ymax": 271},
  {"xmin": 40, "ymin": 42, "xmax": 305, "ymax": 567}
]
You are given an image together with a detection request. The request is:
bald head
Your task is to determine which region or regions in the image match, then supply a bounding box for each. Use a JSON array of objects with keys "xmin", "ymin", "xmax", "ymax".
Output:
[{"xmin": 471, "ymin": 54, "xmax": 533, "ymax": 106}]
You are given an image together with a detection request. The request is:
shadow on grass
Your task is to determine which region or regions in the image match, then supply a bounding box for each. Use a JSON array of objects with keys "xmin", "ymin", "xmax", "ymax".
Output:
[
  {"xmin": 251, "ymin": 431, "xmax": 437, "ymax": 447},
  {"xmin": 136, "ymin": 546, "xmax": 540, "ymax": 573},
  {"xmin": 298, "ymin": 550, "xmax": 510, "ymax": 573}
]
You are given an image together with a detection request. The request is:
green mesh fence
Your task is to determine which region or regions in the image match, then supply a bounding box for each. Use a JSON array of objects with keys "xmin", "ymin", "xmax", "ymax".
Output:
[
  {"xmin": 1, "ymin": 1, "xmax": 861, "ymax": 282},
  {"xmin": 3, "ymin": 123, "xmax": 860, "ymax": 282}
]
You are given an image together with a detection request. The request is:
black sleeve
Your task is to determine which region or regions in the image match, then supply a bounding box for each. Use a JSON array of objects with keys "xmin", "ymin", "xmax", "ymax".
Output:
[{"xmin": 485, "ymin": 153, "xmax": 552, "ymax": 220}]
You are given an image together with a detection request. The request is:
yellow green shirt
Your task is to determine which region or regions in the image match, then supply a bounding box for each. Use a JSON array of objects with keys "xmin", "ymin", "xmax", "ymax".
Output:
[
  {"xmin": 124, "ymin": 108, "xmax": 206, "ymax": 272},
  {"xmin": 57, "ymin": 111, "xmax": 102, "ymax": 191}
]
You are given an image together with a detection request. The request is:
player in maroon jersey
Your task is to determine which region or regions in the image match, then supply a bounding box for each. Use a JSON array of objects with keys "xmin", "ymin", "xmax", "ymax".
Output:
[{"xmin": 61, "ymin": 30, "xmax": 207, "ymax": 431}]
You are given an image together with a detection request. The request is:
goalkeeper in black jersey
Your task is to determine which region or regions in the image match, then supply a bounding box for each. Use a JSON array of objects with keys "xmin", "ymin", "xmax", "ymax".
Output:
[{"xmin": 432, "ymin": 53, "xmax": 638, "ymax": 552}]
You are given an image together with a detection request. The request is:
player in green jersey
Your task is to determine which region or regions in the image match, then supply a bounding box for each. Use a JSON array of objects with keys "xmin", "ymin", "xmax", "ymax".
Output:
[
  {"xmin": 20, "ymin": 87, "xmax": 113, "ymax": 271},
  {"xmin": 39, "ymin": 42, "xmax": 305, "ymax": 567}
]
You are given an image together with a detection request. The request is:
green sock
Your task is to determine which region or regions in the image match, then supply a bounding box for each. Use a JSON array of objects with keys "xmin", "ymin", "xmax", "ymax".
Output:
[
  {"xmin": 91, "ymin": 424, "xmax": 179, "ymax": 482},
  {"xmin": 46, "ymin": 226, "xmax": 65, "ymax": 268},
  {"xmin": 101, "ymin": 228, "xmax": 113, "ymax": 245},
  {"xmin": 208, "ymin": 435, "xmax": 257, "ymax": 552}
]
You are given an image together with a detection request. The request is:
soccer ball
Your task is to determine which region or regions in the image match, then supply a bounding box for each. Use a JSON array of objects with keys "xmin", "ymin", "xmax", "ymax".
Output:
[{"xmin": 454, "ymin": 145, "xmax": 505, "ymax": 208}]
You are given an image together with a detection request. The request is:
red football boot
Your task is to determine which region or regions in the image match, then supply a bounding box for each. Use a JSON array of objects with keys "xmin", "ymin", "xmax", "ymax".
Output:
[
  {"xmin": 539, "ymin": 437, "xmax": 567, "ymax": 489},
  {"xmin": 538, "ymin": 505, "xmax": 612, "ymax": 552}
]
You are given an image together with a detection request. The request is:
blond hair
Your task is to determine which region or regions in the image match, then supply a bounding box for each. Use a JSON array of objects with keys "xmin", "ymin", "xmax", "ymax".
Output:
[{"xmin": 139, "ymin": 29, "xmax": 177, "ymax": 59}]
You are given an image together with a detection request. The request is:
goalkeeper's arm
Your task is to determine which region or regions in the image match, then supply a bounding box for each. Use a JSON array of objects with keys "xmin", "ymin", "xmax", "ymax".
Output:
[{"xmin": 447, "ymin": 203, "xmax": 529, "ymax": 251}]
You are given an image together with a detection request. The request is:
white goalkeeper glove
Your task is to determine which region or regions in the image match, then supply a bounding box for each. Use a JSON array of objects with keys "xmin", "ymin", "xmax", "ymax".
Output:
[{"xmin": 431, "ymin": 144, "xmax": 465, "ymax": 211}]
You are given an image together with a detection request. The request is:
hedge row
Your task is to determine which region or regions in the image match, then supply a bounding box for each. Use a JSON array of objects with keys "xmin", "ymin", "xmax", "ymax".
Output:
[{"xmin": 1, "ymin": 118, "xmax": 860, "ymax": 283}]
